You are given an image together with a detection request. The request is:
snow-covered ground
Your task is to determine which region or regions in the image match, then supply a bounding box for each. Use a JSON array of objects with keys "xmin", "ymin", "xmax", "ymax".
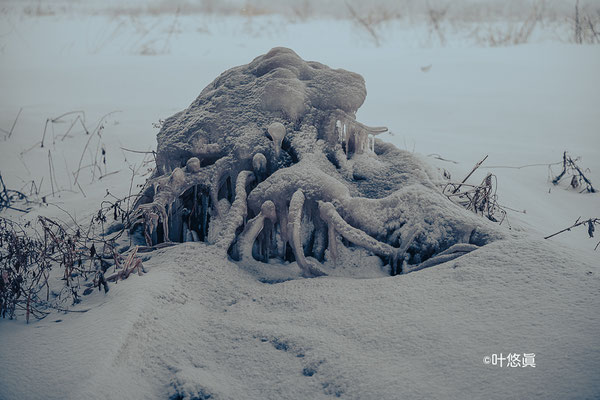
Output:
[
  {"xmin": 1, "ymin": 240, "xmax": 599, "ymax": 399},
  {"xmin": 0, "ymin": 3, "xmax": 599, "ymax": 399}
]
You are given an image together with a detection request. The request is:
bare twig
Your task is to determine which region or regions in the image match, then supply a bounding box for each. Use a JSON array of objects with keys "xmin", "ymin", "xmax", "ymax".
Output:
[
  {"xmin": 76, "ymin": 181, "xmax": 86, "ymax": 198},
  {"xmin": 443, "ymin": 174, "xmax": 507, "ymax": 224},
  {"xmin": 486, "ymin": 161, "xmax": 562, "ymax": 169},
  {"xmin": 73, "ymin": 111, "xmax": 121, "ymax": 185},
  {"xmin": 50, "ymin": 110, "xmax": 85, "ymax": 123},
  {"xmin": 73, "ymin": 129, "xmax": 100, "ymax": 185},
  {"xmin": 441, "ymin": 156, "xmax": 508, "ymax": 224},
  {"xmin": 7, "ymin": 107, "xmax": 22, "ymax": 139},
  {"xmin": 452, "ymin": 155, "xmax": 488, "ymax": 194},
  {"xmin": 47, "ymin": 150, "xmax": 56, "ymax": 197},
  {"xmin": 40, "ymin": 118, "xmax": 50, "ymax": 148},
  {"xmin": 427, "ymin": 153, "xmax": 458, "ymax": 164},
  {"xmin": 99, "ymin": 170, "xmax": 120, "ymax": 180},
  {"xmin": 59, "ymin": 115, "xmax": 88, "ymax": 141},
  {"xmin": 551, "ymin": 151, "xmax": 595, "ymax": 193},
  {"xmin": 544, "ymin": 217, "xmax": 600, "ymax": 249},
  {"xmin": 120, "ymin": 147, "xmax": 155, "ymax": 155}
]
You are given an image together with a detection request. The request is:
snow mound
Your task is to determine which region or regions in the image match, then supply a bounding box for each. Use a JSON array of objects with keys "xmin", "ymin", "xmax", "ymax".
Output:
[{"xmin": 0, "ymin": 239, "xmax": 598, "ymax": 399}]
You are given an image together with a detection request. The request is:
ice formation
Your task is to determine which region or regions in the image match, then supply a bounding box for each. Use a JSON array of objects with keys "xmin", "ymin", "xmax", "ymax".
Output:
[{"xmin": 131, "ymin": 47, "xmax": 504, "ymax": 277}]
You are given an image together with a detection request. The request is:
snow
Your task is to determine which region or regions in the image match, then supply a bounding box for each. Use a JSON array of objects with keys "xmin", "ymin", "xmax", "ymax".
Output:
[
  {"xmin": 1, "ymin": 3, "xmax": 599, "ymax": 400},
  {"xmin": 1, "ymin": 240, "xmax": 598, "ymax": 399}
]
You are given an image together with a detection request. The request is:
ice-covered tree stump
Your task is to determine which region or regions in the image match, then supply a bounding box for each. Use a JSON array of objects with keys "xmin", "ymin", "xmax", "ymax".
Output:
[{"xmin": 131, "ymin": 47, "xmax": 504, "ymax": 277}]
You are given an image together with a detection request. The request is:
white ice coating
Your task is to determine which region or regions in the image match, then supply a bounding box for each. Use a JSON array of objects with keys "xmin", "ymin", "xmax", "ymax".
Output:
[
  {"xmin": 132, "ymin": 47, "xmax": 505, "ymax": 277},
  {"xmin": 267, "ymin": 122, "xmax": 286, "ymax": 158}
]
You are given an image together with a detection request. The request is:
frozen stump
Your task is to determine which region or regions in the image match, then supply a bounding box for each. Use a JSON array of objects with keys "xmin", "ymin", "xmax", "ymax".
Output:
[{"xmin": 131, "ymin": 47, "xmax": 505, "ymax": 277}]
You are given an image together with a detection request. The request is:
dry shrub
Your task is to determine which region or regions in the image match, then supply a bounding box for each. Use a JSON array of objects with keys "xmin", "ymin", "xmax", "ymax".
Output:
[
  {"xmin": 551, "ymin": 151, "xmax": 596, "ymax": 193},
  {"xmin": 443, "ymin": 173, "xmax": 507, "ymax": 224},
  {"xmin": 0, "ymin": 191, "xmax": 144, "ymax": 322}
]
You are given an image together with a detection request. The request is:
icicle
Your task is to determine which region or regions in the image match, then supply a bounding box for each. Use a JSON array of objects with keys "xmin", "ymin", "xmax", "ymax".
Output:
[
  {"xmin": 252, "ymin": 153, "xmax": 267, "ymax": 183},
  {"xmin": 274, "ymin": 200, "xmax": 290, "ymax": 259},
  {"xmin": 311, "ymin": 223, "xmax": 328, "ymax": 261},
  {"xmin": 267, "ymin": 122, "xmax": 286, "ymax": 158},
  {"xmin": 200, "ymin": 193, "xmax": 209, "ymax": 240},
  {"xmin": 328, "ymin": 223, "xmax": 338, "ymax": 265},
  {"xmin": 183, "ymin": 222, "xmax": 194, "ymax": 242}
]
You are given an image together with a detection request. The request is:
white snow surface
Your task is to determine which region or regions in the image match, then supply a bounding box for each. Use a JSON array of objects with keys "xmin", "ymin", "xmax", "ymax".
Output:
[
  {"xmin": 1, "ymin": 241, "xmax": 598, "ymax": 399},
  {"xmin": 1, "ymin": 5, "xmax": 599, "ymax": 400},
  {"xmin": 1, "ymin": 240, "xmax": 598, "ymax": 399}
]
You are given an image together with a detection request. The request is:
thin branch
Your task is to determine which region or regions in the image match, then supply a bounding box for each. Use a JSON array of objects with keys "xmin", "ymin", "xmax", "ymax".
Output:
[
  {"xmin": 48, "ymin": 150, "xmax": 57, "ymax": 197},
  {"xmin": 486, "ymin": 161, "xmax": 562, "ymax": 169},
  {"xmin": 427, "ymin": 153, "xmax": 458, "ymax": 164},
  {"xmin": 120, "ymin": 147, "xmax": 156, "ymax": 155},
  {"xmin": 452, "ymin": 155, "xmax": 488, "ymax": 194},
  {"xmin": 544, "ymin": 217, "xmax": 599, "ymax": 250},
  {"xmin": 7, "ymin": 107, "xmax": 22, "ymax": 138},
  {"xmin": 59, "ymin": 115, "xmax": 89, "ymax": 141},
  {"xmin": 99, "ymin": 170, "xmax": 120, "ymax": 180},
  {"xmin": 50, "ymin": 110, "xmax": 85, "ymax": 123},
  {"xmin": 40, "ymin": 118, "xmax": 50, "ymax": 148},
  {"xmin": 73, "ymin": 111, "xmax": 121, "ymax": 185}
]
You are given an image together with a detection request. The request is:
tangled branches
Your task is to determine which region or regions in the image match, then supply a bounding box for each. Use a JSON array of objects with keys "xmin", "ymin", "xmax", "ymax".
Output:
[
  {"xmin": 0, "ymin": 191, "xmax": 145, "ymax": 322},
  {"xmin": 0, "ymin": 173, "xmax": 31, "ymax": 213},
  {"xmin": 441, "ymin": 156, "xmax": 507, "ymax": 224},
  {"xmin": 1, "ymin": 217, "xmax": 96, "ymax": 321},
  {"xmin": 1, "ymin": 144, "xmax": 152, "ymax": 322},
  {"xmin": 551, "ymin": 151, "xmax": 596, "ymax": 193},
  {"xmin": 0, "ymin": 218, "xmax": 51, "ymax": 321},
  {"xmin": 443, "ymin": 173, "xmax": 506, "ymax": 223}
]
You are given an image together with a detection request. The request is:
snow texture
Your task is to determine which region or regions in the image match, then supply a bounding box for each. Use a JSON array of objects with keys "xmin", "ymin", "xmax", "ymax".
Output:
[
  {"xmin": 0, "ymin": 240, "xmax": 598, "ymax": 400},
  {"xmin": 0, "ymin": 5, "xmax": 599, "ymax": 400}
]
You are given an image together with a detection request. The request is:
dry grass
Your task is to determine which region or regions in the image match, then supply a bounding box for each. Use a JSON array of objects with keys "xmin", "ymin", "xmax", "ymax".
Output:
[
  {"xmin": 550, "ymin": 151, "xmax": 596, "ymax": 193},
  {"xmin": 573, "ymin": 0, "xmax": 600, "ymax": 43},
  {"xmin": 440, "ymin": 155, "xmax": 508, "ymax": 225},
  {"xmin": 7, "ymin": 0, "xmax": 599, "ymax": 48},
  {"xmin": 0, "ymin": 186, "xmax": 146, "ymax": 322}
]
